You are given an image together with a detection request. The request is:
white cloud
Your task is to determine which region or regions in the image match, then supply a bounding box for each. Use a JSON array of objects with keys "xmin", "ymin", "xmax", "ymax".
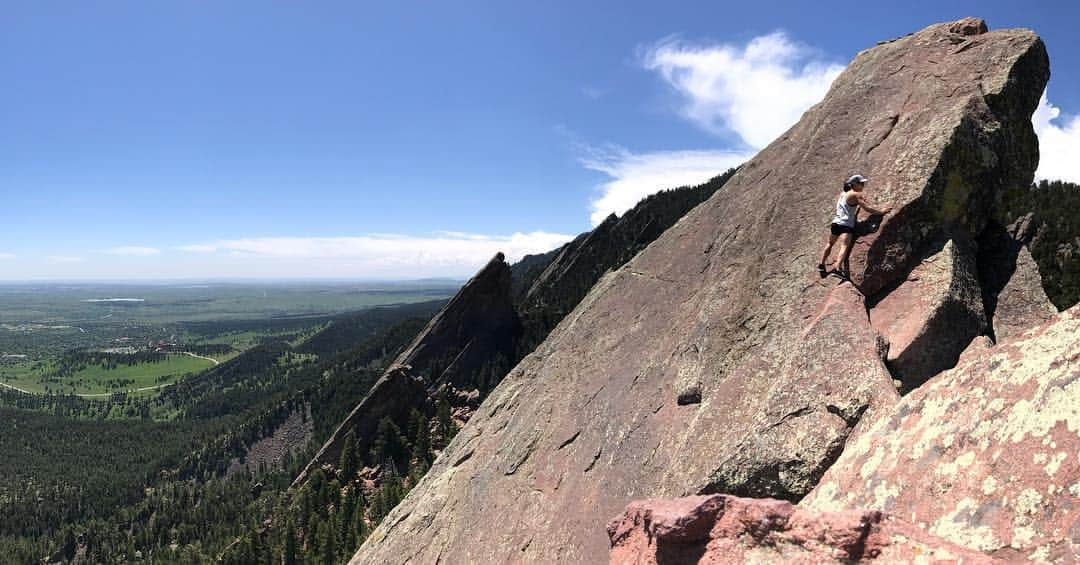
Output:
[
  {"xmin": 176, "ymin": 231, "xmax": 575, "ymax": 277},
  {"xmin": 1033, "ymin": 92, "xmax": 1080, "ymax": 183},
  {"xmin": 0, "ymin": 253, "xmax": 15, "ymax": 260},
  {"xmin": 100, "ymin": 246, "xmax": 161, "ymax": 256},
  {"xmin": 46, "ymin": 255, "xmax": 83, "ymax": 263},
  {"xmin": 581, "ymin": 144, "xmax": 749, "ymax": 226},
  {"xmin": 641, "ymin": 32, "xmax": 844, "ymax": 149},
  {"xmin": 176, "ymin": 244, "xmax": 217, "ymax": 253}
]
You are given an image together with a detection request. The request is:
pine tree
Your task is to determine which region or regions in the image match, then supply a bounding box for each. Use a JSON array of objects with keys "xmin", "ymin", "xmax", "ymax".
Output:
[
  {"xmin": 283, "ymin": 521, "xmax": 299, "ymax": 565},
  {"xmin": 319, "ymin": 519, "xmax": 337, "ymax": 565},
  {"xmin": 408, "ymin": 409, "xmax": 431, "ymax": 467},
  {"xmin": 339, "ymin": 429, "xmax": 359, "ymax": 481},
  {"xmin": 435, "ymin": 393, "xmax": 457, "ymax": 448},
  {"xmin": 369, "ymin": 417, "xmax": 406, "ymax": 468}
]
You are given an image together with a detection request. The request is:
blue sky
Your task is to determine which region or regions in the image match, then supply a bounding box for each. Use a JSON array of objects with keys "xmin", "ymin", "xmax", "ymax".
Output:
[{"xmin": 2, "ymin": 1, "xmax": 1078, "ymax": 280}]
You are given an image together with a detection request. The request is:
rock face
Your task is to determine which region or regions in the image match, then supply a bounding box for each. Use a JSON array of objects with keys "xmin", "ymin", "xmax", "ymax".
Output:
[
  {"xmin": 803, "ymin": 306, "xmax": 1080, "ymax": 561},
  {"xmin": 352, "ymin": 19, "xmax": 1049, "ymax": 564},
  {"xmin": 608, "ymin": 494, "xmax": 997, "ymax": 564}
]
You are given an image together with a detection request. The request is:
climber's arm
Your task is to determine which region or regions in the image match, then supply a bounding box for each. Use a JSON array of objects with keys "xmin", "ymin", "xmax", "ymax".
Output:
[{"xmin": 857, "ymin": 194, "xmax": 892, "ymax": 216}]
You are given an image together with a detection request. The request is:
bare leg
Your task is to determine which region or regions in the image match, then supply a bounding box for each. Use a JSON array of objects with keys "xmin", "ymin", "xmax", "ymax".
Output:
[
  {"xmin": 836, "ymin": 233, "xmax": 855, "ymax": 276},
  {"xmin": 819, "ymin": 233, "xmax": 839, "ymax": 266}
]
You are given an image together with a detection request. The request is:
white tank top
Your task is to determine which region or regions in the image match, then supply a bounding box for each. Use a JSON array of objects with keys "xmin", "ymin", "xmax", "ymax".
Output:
[{"xmin": 833, "ymin": 193, "xmax": 858, "ymax": 227}]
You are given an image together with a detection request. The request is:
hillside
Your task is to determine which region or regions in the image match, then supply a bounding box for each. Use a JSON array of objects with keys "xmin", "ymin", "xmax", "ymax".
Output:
[{"xmin": 351, "ymin": 18, "xmax": 1058, "ymax": 564}]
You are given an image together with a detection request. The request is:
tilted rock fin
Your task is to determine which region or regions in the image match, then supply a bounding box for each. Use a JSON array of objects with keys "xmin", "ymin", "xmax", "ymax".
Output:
[
  {"xmin": 292, "ymin": 252, "xmax": 519, "ymax": 487},
  {"xmin": 352, "ymin": 18, "xmax": 1049, "ymax": 564}
]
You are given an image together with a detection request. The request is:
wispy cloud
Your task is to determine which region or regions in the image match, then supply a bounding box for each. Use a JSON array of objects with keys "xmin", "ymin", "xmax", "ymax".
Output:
[
  {"xmin": 581, "ymin": 144, "xmax": 749, "ymax": 226},
  {"xmin": 0, "ymin": 253, "xmax": 15, "ymax": 260},
  {"xmin": 1033, "ymin": 92, "xmax": 1080, "ymax": 183},
  {"xmin": 46, "ymin": 255, "xmax": 83, "ymax": 263},
  {"xmin": 641, "ymin": 32, "xmax": 843, "ymax": 149},
  {"xmin": 572, "ymin": 32, "xmax": 838, "ymax": 226},
  {"xmin": 100, "ymin": 246, "xmax": 161, "ymax": 256},
  {"xmin": 177, "ymin": 231, "xmax": 576, "ymax": 277},
  {"xmin": 581, "ymin": 85, "xmax": 607, "ymax": 100}
]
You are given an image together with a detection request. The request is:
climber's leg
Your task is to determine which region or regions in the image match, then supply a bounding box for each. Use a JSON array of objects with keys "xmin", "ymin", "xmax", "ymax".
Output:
[
  {"xmin": 819, "ymin": 231, "xmax": 839, "ymax": 276},
  {"xmin": 836, "ymin": 232, "xmax": 855, "ymax": 277}
]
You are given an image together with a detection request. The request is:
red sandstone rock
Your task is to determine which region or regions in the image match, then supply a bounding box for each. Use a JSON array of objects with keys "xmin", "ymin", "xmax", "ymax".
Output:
[
  {"xmin": 608, "ymin": 494, "xmax": 997, "ymax": 564},
  {"xmin": 351, "ymin": 20, "xmax": 1049, "ymax": 564},
  {"xmin": 803, "ymin": 307, "xmax": 1080, "ymax": 561}
]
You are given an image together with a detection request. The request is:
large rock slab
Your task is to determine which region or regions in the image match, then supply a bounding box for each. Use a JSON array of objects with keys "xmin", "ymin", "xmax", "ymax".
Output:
[
  {"xmin": 804, "ymin": 306, "xmax": 1080, "ymax": 561},
  {"xmin": 608, "ymin": 494, "xmax": 997, "ymax": 564},
  {"xmin": 869, "ymin": 239, "xmax": 986, "ymax": 389},
  {"xmin": 352, "ymin": 19, "xmax": 1048, "ymax": 564}
]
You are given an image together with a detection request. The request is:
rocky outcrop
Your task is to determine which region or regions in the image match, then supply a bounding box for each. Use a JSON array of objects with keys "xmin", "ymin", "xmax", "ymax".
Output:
[
  {"xmin": 352, "ymin": 19, "xmax": 1049, "ymax": 564},
  {"xmin": 608, "ymin": 494, "xmax": 997, "ymax": 564},
  {"xmin": 803, "ymin": 306, "xmax": 1080, "ymax": 561}
]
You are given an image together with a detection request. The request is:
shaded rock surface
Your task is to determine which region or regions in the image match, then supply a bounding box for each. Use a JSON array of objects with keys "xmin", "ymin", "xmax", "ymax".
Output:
[
  {"xmin": 352, "ymin": 19, "xmax": 1049, "ymax": 564},
  {"xmin": 868, "ymin": 239, "xmax": 986, "ymax": 390},
  {"xmin": 608, "ymin": 494, "xmax": 997, "ymax": 564},
  {"xmin": 804, "ymin": 306, "xmax": 1080, "ymax": 561},
  {"xmin": 976, "ymin": 214, "xmax": 1058, "ymax": 342}
]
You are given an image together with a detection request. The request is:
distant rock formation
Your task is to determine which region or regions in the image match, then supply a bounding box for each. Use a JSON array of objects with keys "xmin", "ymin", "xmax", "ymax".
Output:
[
  {"xmin": 292, "ymin": 253, "xmax": 519, "ymax": 487},
  {"xmin": 803, "ymin": 306, "xmax": 1079, "ymax": 561},
  {"xmin": 351, "ymin": 19, "xmax": 1050, "ymax": 564},
  {"xmin": 607, "ymin": 494, "xmax": 997, "ymax": 564}
]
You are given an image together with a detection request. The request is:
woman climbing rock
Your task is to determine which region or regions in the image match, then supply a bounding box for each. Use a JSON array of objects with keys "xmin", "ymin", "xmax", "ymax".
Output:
[{"xmin": 817, "ymin": 174, "xmax": 891, "ymax": 278}]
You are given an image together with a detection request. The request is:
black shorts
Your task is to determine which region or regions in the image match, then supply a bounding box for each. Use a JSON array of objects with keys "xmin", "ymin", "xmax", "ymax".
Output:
[{"xmin": 830, "ymin": 223, "xmax": 855, "ymax": 236}]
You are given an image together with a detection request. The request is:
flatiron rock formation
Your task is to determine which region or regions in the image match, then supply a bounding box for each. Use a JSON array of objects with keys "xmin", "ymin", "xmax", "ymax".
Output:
[
  {"xmin": 803, "ymin": 306, "xmax": 1080, "ymax": 561},
  {"xmin": 352, "ymin": 18, "xmax": 1049, "ymax": 564},
  {"xmin": 607, "ymin": 494, "xmax": 997, "ymax": 564},
  {"xmin": 293, "ymin": 252, "xmax": 520, "ymax": 486}
]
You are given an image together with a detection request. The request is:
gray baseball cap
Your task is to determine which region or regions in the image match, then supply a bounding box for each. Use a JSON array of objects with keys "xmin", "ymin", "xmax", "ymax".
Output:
[{"xmin": 846, "ymin": 174, "xmax": 870, "ymax": 185}]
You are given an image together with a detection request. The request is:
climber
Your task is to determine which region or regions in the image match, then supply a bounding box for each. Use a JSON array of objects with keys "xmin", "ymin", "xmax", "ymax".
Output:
[{"xmin": 817, "ymin": 174, "xmax": 892, "ymax": 278}]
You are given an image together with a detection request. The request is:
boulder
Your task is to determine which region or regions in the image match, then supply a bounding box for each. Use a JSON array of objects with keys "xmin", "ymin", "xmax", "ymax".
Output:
[
  {"xmin": 351, "ymin": 19, "xmax": 1048, "ymax": 564},
  {"xmin": 803, "ymin": 306, "xmax": 1080, "ymax": 561},
  {"xmin": 608, "ymin": 494, "xmax": 998, "ymax": 564}
]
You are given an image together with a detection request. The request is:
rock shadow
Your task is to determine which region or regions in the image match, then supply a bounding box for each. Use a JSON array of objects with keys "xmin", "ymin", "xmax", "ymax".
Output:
[{"xmin": 655, "ymin": 541, "xmax": 708, "ymax": 565}]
